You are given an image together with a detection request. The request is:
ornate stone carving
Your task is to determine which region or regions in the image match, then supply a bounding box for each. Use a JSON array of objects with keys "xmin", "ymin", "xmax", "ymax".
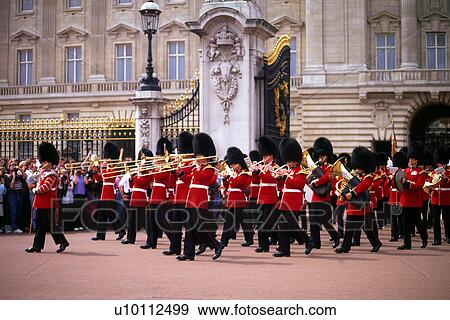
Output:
[
  {"xmin": 138, "ymin": 106, "xmax": 151, "ymax": 149},
  {"xmin": 372, "ymin": 101, "xmax": 392, "ymax": 129},
  {"xmin": 207, "ymin": 25, "xmax": 244, "ymax": 123},
  {"xmin": 427, "ymin": 0, "xmax": 443, "ymax": 11}
]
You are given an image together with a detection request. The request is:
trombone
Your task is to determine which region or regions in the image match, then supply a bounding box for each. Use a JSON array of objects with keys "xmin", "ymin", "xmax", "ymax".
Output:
[{"xmin": 423, "ymin": 166, "xmax": 446, "ymax": 194}]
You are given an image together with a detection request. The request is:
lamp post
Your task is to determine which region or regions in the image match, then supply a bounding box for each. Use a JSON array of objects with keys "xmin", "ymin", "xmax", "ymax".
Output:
[{"xmin": 139, "ymin": 1, "xmax": 162, "ymax": 91}]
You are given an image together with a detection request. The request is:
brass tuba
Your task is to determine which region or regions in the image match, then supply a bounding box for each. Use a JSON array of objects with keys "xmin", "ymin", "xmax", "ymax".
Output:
[
  {"xmin": 423, "ymin": 167, "xmax": 446, "ymax": 194},
  {"xmin": 330, "ymin": 157, "xmax": 353, "ymax": 196}
]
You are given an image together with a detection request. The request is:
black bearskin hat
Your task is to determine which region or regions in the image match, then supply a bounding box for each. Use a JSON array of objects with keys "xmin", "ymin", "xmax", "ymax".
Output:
[
  {"xmin": 313, "ymin": 137, "xmax": 333, "ymax": 160},
  {"xmin": 377, "ymin": 152, "xmax": 388, "ymax": 166},
  {"xmin": 226, "ymin": 147, "xmax": 247, "ymax": 169},
  {"xmin": 138, "ymin": 148, "xmax": 153, "ymax": 159},
  {"xmin": 279, "ymin": 138, "xmax": 302, "ymax": 163},
  {"xmin": 156, "ymin": 137, "xmax": 173, "ymax": 156},
  {"xmin": 434, "ymin": 145, "xmax": 449, "ymax": 165},
  {"xmin": 407, "ymin": 141, "xmax": 424, "ymax": 164},
  {"xmin": 249, "ymin": 150, "xmax": 262, "ymax": 163},
  {"xmin": 103, "ymin": 142, "xmax": 119, "ymax": 159},
  {"xmin": 351, "ymin": 146, "xmax": 376, "ymax": 173},
  {"xmin": 38, "ymin": 142, "xmax": 59, "ymax": 166},
  {"xmin": 257, "ymin": 136, "xmax": 278, "ymax": 158},
  {"xmin": 178, "ymin": 131, "xmax": 194, "ymax": 154},
  {"xmin": 193, "ymin": 132, "xmax": 216, "ymax": 157},
  {"xmin": 392, "ymin": 151, "xmax": 408, "ymax": 169},
  {"xmin": 338, "ymin": 152, "xmax": 351, "ymax": 169},
  {"xmin": 399, "ymin": 147, "xmax": 408, "ymax": 156},
  {"xmin": 422, "ymin": 150, "xmax": 433, "ymax": 167}
]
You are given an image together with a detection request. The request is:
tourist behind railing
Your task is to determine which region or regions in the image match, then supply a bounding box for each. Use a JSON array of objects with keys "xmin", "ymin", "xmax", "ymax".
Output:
[
  {"xmin": 0, "ymin": 169, "xmax": 6, "ymax": 233},
  {"xmin": 4, "ymin": 163, "xmax": 25, "ymax": 233},
  {"xmin": 72, "ymin": 167, "xmax": 88, "ymax": 231},
  {"xmin": 25, "ymin": 159, "xmax": 38, "ymax": 231}
]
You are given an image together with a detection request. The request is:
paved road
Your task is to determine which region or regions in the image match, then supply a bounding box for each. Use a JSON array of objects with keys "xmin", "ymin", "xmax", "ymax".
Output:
[{"xmin": 1, "ymin": 229, "xmax": 449, "ymax": 299}]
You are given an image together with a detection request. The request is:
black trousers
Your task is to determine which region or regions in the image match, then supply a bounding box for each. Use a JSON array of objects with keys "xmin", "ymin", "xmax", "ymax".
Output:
[
  {"xmin": 32, "ymin": 208, "xmax": 68, "ymax": 250},
  {"xmin": 334, "ymin": 204, "xmax": 345, "ymax": 237},
  {"xmin": 183, "ymin": 208, "xmax": 219, "ymax": 259},
  {"xmin": 278, "ymin": 210, "xmax": 310, "ymax": 254},
  {"xmin": 257, "ymin": 204, "xmax": 277, "ymax": 250},
  {"xmin": 390, "ymin": 204, "xmax": 404, "ymax": 239},
  {"xmin": 353, "ymin": 210, "xmax": 380, "ymax": 245},
  {"xmin": 145, "ymin": 204, "xmax": 166, "ymax": 247},
  {"xmin": 127, "ymin": 206, "xmax": 145, "ymax": 243},
  {"xmin": 166, "ymin": 204, "xmax": 187, "ymax": 254},
  {"xmin": 376, "ymin": 199, "xmax": 385, "ymax": 227},
  {"xmin": 431, "ymin": 204, "xmax": 450, "ymax": 242},
  {"xmin": 421, "ymin": 200, "xmax": 430, "ymax": 227},
  {"xmin": 308, "ymin": 201, "xmax": 339, "ymax": 248},
  {"xmin": 220, "ymin": 207, "xmax": 254, "ymax": 246},
  {"xmin": 96, "ymin": 200, "xmax": 125, "ymax": 239},
  {"xmin": 341, "ymin": 214, "xmax": 377, "ymax": 251},
  {"xmin": 402, "ymin": 207, "xmax": 428, "ymax": 247}
]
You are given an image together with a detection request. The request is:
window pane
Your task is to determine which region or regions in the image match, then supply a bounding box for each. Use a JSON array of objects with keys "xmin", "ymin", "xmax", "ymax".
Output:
[
  {"xmin": 290, "ymin": 52, "xmax": 297, "ymax": 76},
  {"xmin": 67, "ymin": 61, "xmax": 74, "ymax": 83},
  {"xmin": 427, "ymin": 33, "xmax": 435, "ymax": 46},
  {"xmin": 376, "ymin": 35, "xmax": 385, "ymax": 47},
  {"xmin": 437, "ymin": 48, "xmax": 446, "ymax": 69},
  {"xmin": 168, "ymin": 56, "xmax": 176, "ymax": 80},
  {"xmin": 126, "ymin": 58, "xmax": 132, "ymax": 81},
  {"xmin": 117, "ymin": 45, "xmax": 124, "ymax": 57},
  {"xmin": 178, "ymin": 56, "xmax": 185, "ymax": 80},
  {"xmin": 75, "ymin": 47, "xmax": 81, "ymax": 59},
  {"xmin": 67, "ymin": 48, "xmax": 73, "ymax": 59},
  {"xmin": 437, "ymin": 33, "xmax": 446, "ymax": 46},
  {"xmin": 19, "ymin": 50, "xmax": 26, "ymax": 62},
  {"xmin": 376, "ymin": 49, "xmax": 385, "ymax": 69},
  {"xmin": 387, "ymin": 48, "xmax": 395, "ymax": 69},
  {"xmin": 27, "ymin": 64, "xmax": 32, "ymax": 85},
  {"xmin": 290, "ymin": 37, "xmax": 297, "ymax": 50},
  {"xmin": 116, "ymin": 59, "xmax": 124, "ymax": 81},
  {"xmin": 19, "ymin": 65, "xmax": 26, "ymax": 85},
  {"xmin": 178, "ymin": 42, "xmax": 185, "ymax": 54},
  {"xmin": 125, "ymin": 44, "xmax": 132, "ymax": 56},
  {"xmin": 76, "ymin": 61, "xmax": 81, "ymax": 82},
  {"xmin": 168, "ymin": 43, "xmax": 176, "ymax": 55},
  {"xmin": 117, "ymin": 0, "xmax": 131, "ymax": 3},
  {"xmin": 27, "ymin": 50, "xmax": 32, "ymax": 61},
  {"xmin": 427, "ymin": 48, "xmax": 436, "ymax": 69},
  {"xmin": 68, "ymin": 0, "xmax": 81, "ymax": 8},
  {"xmin": 21, "ymin": 0, "xmax": 33, "ymax": 11},
  {"xmin": 387, "ymin": 34, "xmax": 395, "ymax": 47}
]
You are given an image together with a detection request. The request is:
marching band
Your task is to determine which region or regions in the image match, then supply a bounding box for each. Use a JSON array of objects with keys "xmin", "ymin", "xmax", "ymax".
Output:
[{"xmin": 24, "ymin": 133, "xmax": 450, "ymax": 260}]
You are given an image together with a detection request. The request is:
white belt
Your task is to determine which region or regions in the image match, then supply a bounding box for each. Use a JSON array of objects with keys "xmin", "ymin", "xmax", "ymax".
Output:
[
  {"xmin": 260, "ymin": 183, "xmax": 277, "ymax": 187},
  {"xmin": 132, "ymin": 188, "xmax": 147, "ymax": 193},
  {"xmin": 176, "ymin": 180, "xmax": 184, "ymax": 185},
  {"xmin": 438, "ymin": 188, "xmax": 450, "ymax": 191},
  {"xmin": 190, "ymin": 184, "xmax": 209, "ymax": 190},
  {"xmin": 153, "ymin": 182, "xmax": 166, "ymax": 188},
  {"xmin": 50, "ymin": 187, "xmax": 57, "ymax": 191},
  {"xmin": 103, "ymin": 182, "xmax": 114, "ymax": 186},
  {"xmin": 250, "ymin": 183, "xmax": 260, "ymax": 187},
  {"xmin": 392, "ymin": 188, "xmax": 398, "ymax": 192},
  {"xmin": 228, "ymin": 188, "xmax": 243, "ymax": 193},
  {"xmin": 283, "ymin": 188, "xmax": 302, "ymax": 193},
  {"xmin": 168, "ymin": 188, "xmax": 175, "ymax": 192}
]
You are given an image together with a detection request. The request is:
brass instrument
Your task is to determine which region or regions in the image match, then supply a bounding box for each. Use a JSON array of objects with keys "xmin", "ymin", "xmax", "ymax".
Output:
[
  {"xmin": 303, "ymin": 148, "xmax": 331, "ymax": 197},
  {"xmin": 423, "ymin": 167, "xmax": 446, "ymax": 194},
  {"xmin": 272, "ymin": 164, "xmax": 289, "ymax": 178},
  {"xmin": 248, "ymin": 160, "xmax": 265, "ymax": 172},
  {"xmin": 217, "ymin": 160, "xmax": 234, "ymax": 177}
]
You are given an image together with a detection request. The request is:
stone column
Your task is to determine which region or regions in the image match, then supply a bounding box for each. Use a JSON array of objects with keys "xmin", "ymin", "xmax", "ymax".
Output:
[
  {"xmin": 130, "ymin": 91, "xmax": 168, "ymax": 158},
  {"xmin": 400, "ymin": 0, "xmax": 419, "ymax": 69},
  {"xmin": 0, "ymin": 0, "xmax": 10, "ymax": 86},
  {"xmin": 87, "ymin": 0, "xmax": 106, "ymax": 82},
  {"xmin": 303, "ymin": 0, "xmax": 325, "ymax": 86},
  {"xmin": 38, "ymin": 0, "xmax": 57, "ymax": 84}
]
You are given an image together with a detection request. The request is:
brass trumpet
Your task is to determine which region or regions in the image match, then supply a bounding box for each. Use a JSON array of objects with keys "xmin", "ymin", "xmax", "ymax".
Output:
[{"xmin": 423, "ymin": 167, "xmax": 446, "ymax": 194}]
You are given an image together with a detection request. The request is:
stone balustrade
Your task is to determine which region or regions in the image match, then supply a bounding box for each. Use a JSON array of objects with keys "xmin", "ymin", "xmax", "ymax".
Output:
[{"xmin": 359, "ymin": 69, "xmax": 450, "ymax": 85}]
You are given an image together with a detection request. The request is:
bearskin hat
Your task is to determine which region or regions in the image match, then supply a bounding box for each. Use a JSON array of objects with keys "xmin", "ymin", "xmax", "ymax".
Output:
[
  {"xmin": 103, "ymin": 142, "xmax": 120, "ymax": 159},
  {"xmin": 193, "ymin": 132, "xmax": 216, "ymax": 157},
  {"xmin": 407, "ymin": 141, "xmax": 424, "ymax": 164},
  {"xmin": 38, "ymin": 142, "xmax": 59, "ymax": 166},
  {"xmin": 279, "ymin": 138, "xmax": 302, "ymax": 163},
  {"xmin": 399, "ymin": 147, "xmax": 408, "ymax": 156},
  {"xmin": 156, "ymin": 137, "xmax": 173, "ymax": 156},
  {"xmin": 313, "ymin": 137, "xmax": 333, "ymax": 160},
  {"xmin": 226, "ymin": 147, "xmax": 247, "ymax": 169},
  {"xmin": 351, "ymin": 146, "xmax": 376, "ymax": 173},
  {"xmin": 178, "ymin": 131, "xmax": 194, "ymax": 154},
  {"xmin": 249, "ymin": 150, "xmax": 262, "ymax": 162},
  {"xmin": 434, "ymin": 145, "xmax": 449, "ymax": 165},
  {"xmin": 392, "ymin": 151, "xmax": 408, "ymax": 169},
  {"xmin": 138, "ymin": 148, "xmax": 153, "ymax": 159},
  {"xmin": 257, "ymin": 136, "xmax": 278, "ymax": 158},
  {"xmin": 377, "ymin": 152, "xmax": 388, "ymax": 166},
  {"xmin": 422, "ymin": 150, "xmax": 434, "ymax": 167},
  {"xmin": 338, "ymin": 152, "xmax": 351, "ymax": 168}
]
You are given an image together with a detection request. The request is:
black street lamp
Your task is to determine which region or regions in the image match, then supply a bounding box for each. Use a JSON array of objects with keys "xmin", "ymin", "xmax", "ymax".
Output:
[{"xmin": 139, "ymin": 1, "xmax": 162, "ymax": 91}]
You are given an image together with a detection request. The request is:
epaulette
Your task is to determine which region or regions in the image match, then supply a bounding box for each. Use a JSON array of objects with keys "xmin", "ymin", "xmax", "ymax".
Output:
[
  {"xmin": 364, "ymin": 173, "xmax": 374, "ymax": 179},
  {"xmin": 296, "ymin": 169, "xmax": 309, "ymax": 175},
  {"xmin": 239, "ymin": 171, "xmax": 252, "ymax": 176}
]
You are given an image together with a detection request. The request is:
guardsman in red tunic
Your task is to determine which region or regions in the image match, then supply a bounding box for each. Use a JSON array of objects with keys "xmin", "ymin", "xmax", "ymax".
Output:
[
  {"xmin": 336, "ymin": 147, "xmax": 381, "ymax": 253},
  {"xmin": 334, "ymin": 152, "xmax": 351, "ymax": 238},
  {"xmin": 91, "ymin": 142, "xmax": 126, "ymax": 241},
  {"xmin": 177, "ymin": 133, "xmax": 223, "ymax": 261},
  {"xmin": 307, "ymin": 137, "xmax": 340, "ymax": 250},
  {"xmin": 421, "ymin": 151, "xmax": 434, "ymax": 228},
  {"xmin": 273, "ymin": 138, "xmax": 314, "ymax": 257},
  {"xmin": 141, "ymin": 138, "xmax": 173, "ymax": 250},
  {"xmin": 375, "ymin": 152, "xmax": 389, "ymax": 227},
  {"xmin": 430, "ymin": 145, "xmax": 450, "ymax": 245},
  {"xmin": 254, "ymin": 136, "xmax": 279, "ymax": 253},
  {"xmin": 398, "ymin": 142, "xmax": 429, "ymax": 250},
  {"xmin": 26, "ymin": 142, "xmax": 69, "ymax": 253},
  {"xmin": 122, "ymin": 149, "xmax": 154, "ymax": 245},
  {"xmin": 220, "ymin": 147, "xmax": 253, "ymax": 248},
  {"xmin": 388, "ymin": 152, "xmax": 408, "ymax": 241}
]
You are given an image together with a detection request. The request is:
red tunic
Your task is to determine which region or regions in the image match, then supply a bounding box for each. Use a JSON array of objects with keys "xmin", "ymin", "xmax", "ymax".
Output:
[
  {"xmin": 311, "ymin": 164, "xmax": 332, "ymax": 202},
  {"xmin": 388, "ymin": 177, "xmax": 401, "ymax": 205},
  {"xmin": 130, "ymin": 174, "xmax": 152, "ymax": 207},
  {"xmin": 430, "ymin": 168, "xmax": 450, "ymax": 206},
  {"xmin": 33, "ymin": 168, "xmax": 59, "ymax": 209},
  {"xmin": 422, "ymin": 172, "xmax": 432, "ymax": 201},
  {"xmin": 382, "ymin": 168, "xmax": 391, "ymax": 199},
  {"xmin": 346, "ymin": 174, "xmax": 374, "ymax": 216},
  {"xmin": 277, "ymin": 165, "xmax": 307, "ymax": 212},
  {"xmin": 186, "ymin": 164, "xmax": 218, "ymax": 209},
  {"xmin": 249, "ymin": 172, "xmax": 260, "ymax": 199},
  {"xmin": 226, "ymin": 171, "xmax": 252, "ymax": 208},
  {"xmin": 257, "ymin": 162, "xmax": 279, "ymax": 205},
  {"xmin": 400, "ymin": 167, "xmax": 427, "ymax": 208},
  {"xmin": 174, "ymin": 163, "xmax": 194, "ymax": 205},
  {"xmin": 100, "ymin": 167, "xmax": 118, "ymax": 201},
  {"xmin": 149, "ymin": 168, "xmax": 170, "ymax": 205}
]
